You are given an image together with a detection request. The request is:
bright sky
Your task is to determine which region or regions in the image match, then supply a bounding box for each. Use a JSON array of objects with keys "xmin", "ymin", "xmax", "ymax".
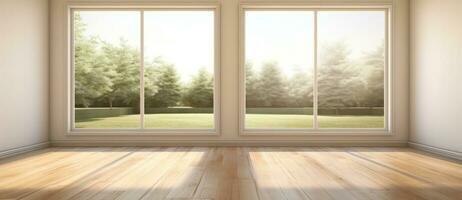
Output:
[
  {"xmin": 246, "ymin": 10, "xmax": 385, "ymax": 77},
  {"xmin": 318, "ymin": 11, "xmax": 385, "ymax": 58},
  {"xmin": 245, "ymin": 11, "xmax": 315, "ymax": 77},
  {"xmin": 78, "ymin": 11, "xmax": 214, "ymax": 83},
  {"xmin": 77, "ymin": 10, "xmax": 384, "ymax": 81}
]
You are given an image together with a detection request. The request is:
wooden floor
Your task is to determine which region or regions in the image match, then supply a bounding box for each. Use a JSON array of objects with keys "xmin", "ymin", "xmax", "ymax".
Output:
[{"xmin": 0, "ymin": 147, "xmax": 461, "ymax": 200}]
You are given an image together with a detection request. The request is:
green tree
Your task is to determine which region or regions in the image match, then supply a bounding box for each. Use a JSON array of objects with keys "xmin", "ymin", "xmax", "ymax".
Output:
[
  {"xmin": 73, "ymin": 13, "xmax": 112, "ymax": 108},
  {"xmin": 145, "ymin": 59, "xmax": 181, "ymax": 107},
  {"xmin": 245, "ymin": 62, "xmax": 261, "ymax": 107},
  {"xmin": 257, "ymin": 62, "xmax": 288, "ymax": 107},
  {"xmin": 182, "ymin": 68, "xmax": 214, "ymax": 107},
  {"xmin": 100, "ymin": 39, "xmax": 140, "ymax": 108},
  {"xmin": 318, "ymin": 41, "xmax": 365, "ymax": 107},
  {"xmin": 144, "ymin": 60, "xmax": 159, "ymax": 102},
  {"xmin": 288, "ymin": 68, "xmax": 313, "ymax": 107},
  {"xmin": 363, "ymin": 43, "xmax": 385, "ymax": 107}
]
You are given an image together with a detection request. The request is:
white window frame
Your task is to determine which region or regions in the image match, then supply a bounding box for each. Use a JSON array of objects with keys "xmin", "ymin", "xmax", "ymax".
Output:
[
  {"xmin": 239, "ymin": 4, "xmax": 393, "ymax": 136},
  {"xmin": 68, "ymin": 4, "xmax": 221, "ymax": 135}
]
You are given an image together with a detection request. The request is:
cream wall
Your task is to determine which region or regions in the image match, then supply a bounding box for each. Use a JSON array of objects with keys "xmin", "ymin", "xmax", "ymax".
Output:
[
  {"xmin": 410, "ymin": 0, "xmax": 462, "ymax": 153},
  {"xmin": 0, "ymin": 0, "xmax": 49, "ymax": 152},
  {"xmin": 50, "ymin": 0, "xmax": 409, "ymax": 146}
]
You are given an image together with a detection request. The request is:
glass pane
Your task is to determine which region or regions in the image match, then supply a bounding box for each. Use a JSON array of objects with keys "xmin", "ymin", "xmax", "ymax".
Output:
[
  {"xmin": 244, "ymin": 11, "xmax": 315, "ymax": 129},
  {"xmin": 144, "ymin": 11, "xmax": 214, "ymax": 129},
  {"xmin": 73, "ymin": 11, "xmax": 141, "ymax": 129},
  {"xmin": 317, "ymin": 11, "xmax": 385, "ymax": 128}
]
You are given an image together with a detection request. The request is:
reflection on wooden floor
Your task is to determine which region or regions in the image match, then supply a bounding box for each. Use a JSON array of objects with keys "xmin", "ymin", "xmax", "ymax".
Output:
[{"xmin": 0, "ymin": 147, "xmax": 461, "ymax": 200}]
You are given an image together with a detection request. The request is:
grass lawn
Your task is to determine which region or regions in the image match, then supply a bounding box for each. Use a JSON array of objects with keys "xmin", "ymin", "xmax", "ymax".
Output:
[
  {"xmin": 75, "ymin": 114, "xmax": 384, "ymax": 129},
  {"xmin": 246, "ymin": 114, "xmax": 384, "ymax": 128},
  {"xmin": 75, "ymin": 114, "xmax": 214, "ymax": 129}
]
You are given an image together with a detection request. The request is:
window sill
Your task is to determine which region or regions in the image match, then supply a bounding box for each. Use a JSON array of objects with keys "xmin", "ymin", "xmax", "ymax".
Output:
[
  {"xmin": 67, "ymin": 128, "xmax": 220, "ymax": 136},
  {"xmin": 240, "ymin": 128, "xmax": 392, "ymax": 136}
]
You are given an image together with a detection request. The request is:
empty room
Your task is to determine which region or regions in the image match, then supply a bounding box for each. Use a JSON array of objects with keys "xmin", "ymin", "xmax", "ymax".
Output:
[{"xmin": 0, "ymin": 0, "xmax": 461, "ymax": 199}]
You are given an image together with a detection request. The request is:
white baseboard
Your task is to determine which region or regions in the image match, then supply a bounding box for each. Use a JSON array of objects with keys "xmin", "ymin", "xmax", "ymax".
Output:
[
  {"xmin": 51, "ymin": 140, "xmax": 407, "ymax": 147},
  {"xmin": 409, "ymin": 142, "xmax": 462, "ymax": 161},
  {"xmin": 0, "ymin": 142, "xmax": 50, "ymax": 160}
]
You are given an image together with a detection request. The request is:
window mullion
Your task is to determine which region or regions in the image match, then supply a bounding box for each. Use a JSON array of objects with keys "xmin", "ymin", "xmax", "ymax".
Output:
[
  {"xmin": 384, "ymin": 9, "xmax": 390, "ymax": 130},
  {"xmin": 140, "ymin": 10, "xmax": 145, "ymax": 130},
  {"xmin": 313, "ymin": 10, "xmax": 319, "ymax": 130}
]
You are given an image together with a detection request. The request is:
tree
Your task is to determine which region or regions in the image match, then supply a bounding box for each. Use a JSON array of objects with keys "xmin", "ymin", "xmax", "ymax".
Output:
[
  {"xmin": 182, "ymin": 68, "xmax": 214, "ymax": 107},
  {"xmin": 144, "ymin": 60, "xmax": 159, "ymax": 102},
  {"xmin": 362, "ymin": 43, "xmax": 385, "ymax": 107},
  {"xmin": 245, "ymin": 62, "xmax": 261, "ymax": 107},
  {"xmin": 288, "ymin": 67, "xmax": 313, "ymax": 107},
  {"xmin": 317, "ymin": 41, "xmax": 365, "ymax": 107},
  {"xmin": 73, "ymin": 13, "xmax": 113, "ymax": 108},
  {"xmin": 100, "ymin": 39, "xmax": 141, "ymax": 108},
  {"xmin": 145, "ymin": 59, "xmax": 181, "ymax": 107},
  {"xmin": 257, "ymin": 62, "xmax": 288, "ymax": 107}
]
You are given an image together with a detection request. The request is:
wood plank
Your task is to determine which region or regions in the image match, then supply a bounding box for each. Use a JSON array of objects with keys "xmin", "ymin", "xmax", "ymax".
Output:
[
  {"xmin": 339, "ymin": 149, "xmax": 455, "ymax": 200},
  {"xmin": 45, "ymin": 148, "xmax": 162, "ymax": 200},
  {"xmin": 274, "ymin": 148, "xmax": 357, "ymax": 200},
  {"xmin": 138, "ymin": 147, "xmax": 209, "ymax": 200},
  {"xmin": 0, "ymin": 147, "xmax": 460, "ymax": 200},
  {"xmin": 0, "ymin": 148, "xmax": 123, "ymax": 199},
  {"xmin": 159, "ymin": 147, "xmax": 217, "ymax": 199},
  {"xmin": 302, "ymin": 148, "xmax": 421, "ymax": 200},
  {"xmin": 86, "ymin": 147, "xmax": 184, "ymax": 200},
  {"xmin": 192, "ymin": 147, "xmax": 234, "ymax": 199},
  {"xmin": 351, "ymin": 149, "xmax": 462, "ymax": 197},
  {"xmin": 247, "ymin": 147, "xmax": 292, "ymax": 200},
  {"xmin": 234, "ymin": 148, "xmax": 260, "ymax": 200}
]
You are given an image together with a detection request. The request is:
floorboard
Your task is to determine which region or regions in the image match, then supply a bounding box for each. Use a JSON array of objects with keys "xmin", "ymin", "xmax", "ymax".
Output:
[{"xmin": 0, "ymin": 147, "xmax": 461, "ymax": 200}]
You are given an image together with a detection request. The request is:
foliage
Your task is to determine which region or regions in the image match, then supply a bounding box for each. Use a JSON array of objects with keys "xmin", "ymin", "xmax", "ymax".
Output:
[
  {"xmin": 74, "ymin": 14, "xmax": 140, "ymax": 108},
  {"xmin": 182, "ymin": 68, "xmax": 214, "ymax": 107},
  {"xmin": 362, "ymin": 43, "xmax": 385, "ymax": 107},
  {"xmin": 318, "ymin": 42, "xmax": 361, "ymax": 107},
  {"xmin": 245, "ymin": 62, "xmax": 261, "ymax": 107},
  {"xmin": 74, "ymin": 13, "xmax": 384, "ymax": 109},
  {"xmin": 244, "ymin": 40, "xmax": 385, "ymax": 108},
  {"xmin": 75, "ymin": 107, "xmax": 135, "ymax": 120},
  {"xmin": 74, "ymin": 14, "xmax": 213, "ymax": 109},
  {"xmin": 145, "ymin": 58, "xmax": 182, "ymax": 107},
  {"xmin": 256, "ymin": 62, "xmax": 289, "ymax": 107},
  {"xmin": 100, "ymin": 39, "xmax": 140, "ymax": 108},
  {"xmin": 74, "ymin": 13, "xmax": 113, "ymax": 107},
  {"xmin": 288, "ymin": 67, "xmax": 313, "ymax": 107}
]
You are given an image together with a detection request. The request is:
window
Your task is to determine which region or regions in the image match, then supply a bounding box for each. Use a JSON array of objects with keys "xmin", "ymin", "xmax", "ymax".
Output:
[
  {"xmin": 73, "ymin": 11, "xmax": 141, "ymax": 129},
  {"xmin": 244, "ymin": 11, "xmax": 315, "ymax": 129},
  {"xmin": 317, "ymin": 11, "xmax": 386, "ymax": 129},
  {"xmin": 71, "ymin": 8, "xmax": 218, "ymax": 131},
  {"xmin": 143, "ymin": 11, "xmax": 215, "ymax": 129},
  {"xmin": 241, "ymin": 8, "xmax": 389, "ymax": 132}
]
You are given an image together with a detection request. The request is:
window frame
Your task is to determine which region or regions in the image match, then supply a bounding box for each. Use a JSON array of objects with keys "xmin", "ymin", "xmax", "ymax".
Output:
[
  {"xmin": 68, "ymin": 4, "xmax": 221, "ymax": 135},
  {"xmin": 239, "ymin": 4, "xmax": 393, "ymax": 136}
]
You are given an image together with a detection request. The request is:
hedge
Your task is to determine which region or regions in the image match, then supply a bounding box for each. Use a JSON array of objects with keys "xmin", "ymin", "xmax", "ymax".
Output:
[
  {"xmin": 145, "ymin": 107, "xmax": 213, "ymax": 114},
  {"xmin": 75, "ymin": 107, "xmax": 213, "ymax": 120},
  {"xmin": 318, "ymin": 107, "xmax": 384, "ymax": 116},
  {"xmin": 246, "ymin": 108, "xmax": 313, "ymax": 115},
  {"xmin": 75, "ymin": 107, "xmax": 135, "ymax": 120}
]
